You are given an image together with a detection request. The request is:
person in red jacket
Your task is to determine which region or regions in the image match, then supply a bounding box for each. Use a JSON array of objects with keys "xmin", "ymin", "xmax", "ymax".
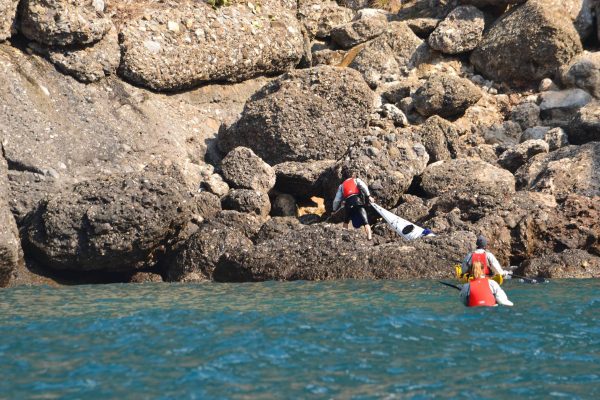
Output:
[
  {"xmin": 332, "ymin": 170, "xmax": 374, "ymax": 240},
  {"xmin": 460, "ymin": 261, "xmax": 514, "ymax": 307}
]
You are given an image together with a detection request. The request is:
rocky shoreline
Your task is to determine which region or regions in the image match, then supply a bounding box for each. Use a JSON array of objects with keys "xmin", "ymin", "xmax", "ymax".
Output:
[{"xmin": 1, "ymin": 0, "xmax": 599, "ymax": 287}]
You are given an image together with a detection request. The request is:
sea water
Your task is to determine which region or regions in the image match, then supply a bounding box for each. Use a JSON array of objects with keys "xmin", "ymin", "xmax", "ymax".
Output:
[{"xmin": 1, "ymin": 280, "xmax": 599, "ymax": 399}]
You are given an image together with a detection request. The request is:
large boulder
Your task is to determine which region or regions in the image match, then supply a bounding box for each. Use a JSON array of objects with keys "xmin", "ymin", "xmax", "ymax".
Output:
[
  {"xmin": 25, "ymin": 172, "xmax": 196, "ymax": 272},
  {"xmin": 421, "ymin": 158, "xmax": 516, "ymax": 198},
  {"xmin": 349, "ymin": 22, "xmax": 429, "ymax": 88},
  {"xmin": 20, "ymin": 0, "xmax": 112, "ymax": 46},
  {"xmin": 298, "ymin": 0, "xmax": 354, "ymax": 39},
  {"xmin": 568, "ymin": 101, "xmax": 600, "ymax": 144},
  {"xmin": 274, "ymin": 159, "xmax": 335, "ymax": 198},
  {"xmin": 214, "ymin": 224, "xmax": 474, "ymax": 281},
  {"xmin": 218, "ymin": 66, "xmax": 374, "ymax": 164},
  {"xmin": 119, "ymin": 1, "xmax": 304, "ymax": 91},
  {"xmin": 222, "ymin": 189, "xmax": 271, "ymax": 217},
  {"xmin": 330, "ymin": 9, "xmax": 389, "ymax": 49},
  {"xmin": 427, "ymin": 5, "xmax": 485, "ymax": 54},
  {"xmin": 515, "ymin": 143, "xmax": 600, "ymax": 197},
  {"xmin": 165, "ymin": 221, "xmax": 253, "ymax": 282},
  {"xmin": 413, "ymin": 74, "xmax": 482, "ymax": 118},
  {"xmin": 326, "ymin": 133, "xmax": 429, "ymax": 208},
  {"xmin": 522, "ymin": 250, "xmax": 600, "ymax": 278},
  {"xmin": 220, "ymin": 147, "xmax": 276, "ymax": 194},
  {"xmin": 415, "ymin": 116, "xmax": 460, "ymax": 163},
  {"xmin": 0, "ymin": 0, "xmax": 18, "ymax": 41},
  {"xmin": 0, "ymin": 153, "xmax": 23, "ymax": 287},
  {"xmin": 29, "ymin": 26, "xmax": 120, "ymax": 83},
  {"xmin": 470, "ymin": 0, "xmax": 582, "ymax": 83},
  {"xmin": 560, "ymin": 52, "xmax": 600, "ymax": 98},
  {"xmin": 498, "ymin": 140, "xmax": 549, "ymax": 173}
]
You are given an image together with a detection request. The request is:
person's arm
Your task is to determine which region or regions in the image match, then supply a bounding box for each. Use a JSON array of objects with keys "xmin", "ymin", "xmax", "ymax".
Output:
[
  {"xmin": 487, "ymin": 252, "xmax": 508, "ymax": 276},
  {"xmin": 332, "ymin": 186, "xmax": 343, "ymax": 211},
  {"xmin": 461, "ymin": 253, "xmax": 472, "ymax": 274},
  {"xmin": 489, "ymin": 280, "xmax": 513, "ymax": 306},
  {"xmin": 355, "ymin": 178, "xmax": 371, "ymax": 197},
  {"xmin": 459, "ymin": 283, "xmax": 470, "ymax": 306}
]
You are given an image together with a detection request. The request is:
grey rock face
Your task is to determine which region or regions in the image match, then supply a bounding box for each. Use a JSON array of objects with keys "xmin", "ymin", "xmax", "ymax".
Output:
[
  {"xmin": 568, "ymin": 101, "xmax": 600, "ymax": 144},
  {"xmin": 166, "ymin": 221, "xmax": 253, "ymax": 282},
  {"xmin": 0, "ymin": 0, "xmax": 18, "ymax": 41},
  {"xmin": 421, "ymin": 158, "xmax": 516, "ymax": 197},
  {"xmin": 119, "ymin": 1, "xmax": 304, "ymax": 91},
  {"xmin": 219, "ymin": 66, "xmax": 374, "ymax": 165},
  {"xmin": 523, "ymin": 249, "xmax": 600, "ymax": 278},
  {"xmin": 21, "ymin": 0, "xmax": 112, "ymax": 46},
  {"xmin": 413, "ymin": 74, "xmax": 482, "ymax": 118},
  {"xmin": 428, "ymin": 6, "xmax": 485, "ymax": 54},
  {"xmin": 332, "ymin": 134, "xmax": 429, "ymax": 208},
  {"xmin": 515, "ymin": 142, "xmax": 600, "ymax": 197},
  {"xmin": 254, "ymin": 217, "xmax": 301, "ymax": 244},
  {"xmin": 274, "ymin": 159, "xmax": 335, "ymax": 198},
  {"xmin": 539, "ymin": 89, "xmax": 593, "ymax": 126},
  {"xmin": 221, "ymin": 147, "xmax": 276, "ymax": 194},
  {"xmin": 544, "ymin": 127, "xmax": 569, "ymax": 151},
  {"xmin": 520, "ymin": 126, "xmax": 551, "ymax": 143},
  {"xmin": 25, "ymin": 172, "xmax": 195, "ymax": 272},
  {"xmin": 331, "ymin": 9, "xmax": 388, "ymax": 49},
  {"xmin": 470, "ymin": 0, "xmax": 582, "ymax": 82},
  {"xmin": 30, "ymin": 26, "xmax": 120, "ymax": 83},
  {"xmin": 222, "ymin": 189, "xmax": 271, "ymax": 217},
  {"xmin": 560, "ymin": 52, "xmax": 600, "ymax": 98},
  {"xmin": 483, "ymin": 121, "xmax": 522, "ymax": 145},
  {"xmin": 498, "ymin": 139, "xmax": 549, "ymax": 173},
  {"xmin": 416, "ymin": 116, "xmax": 460, "ymax": 163},
  {"xmin": 298, "ymin": 0, "xmax": 354, "ymax": 39},
  {"xmin": 0, "ymin": 153, "xmax": 23, "ymax": 287},
  {"xmin": 349, "ymin": 22, "xmax": 428, "ymax": 88},
  {"xmin": 511, "ymin": 102, "xmax": 541, "ymax": 130}
]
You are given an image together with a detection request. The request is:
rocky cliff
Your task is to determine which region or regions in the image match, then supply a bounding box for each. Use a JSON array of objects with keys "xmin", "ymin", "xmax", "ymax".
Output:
[{"xmin": 1, "ymin": 0, "xmax": 599, "ymax": 286}]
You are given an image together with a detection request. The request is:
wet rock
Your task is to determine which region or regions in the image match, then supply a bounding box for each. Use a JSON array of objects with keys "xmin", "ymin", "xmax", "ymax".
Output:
[
  {"xmin": 0, "ymin": 0, "xmax": 18, "ymax": 41},
  {"xmin": 428, "ymin": 5, "xmax": 484, "ymax": 54},
  {"xmin": 221, "ymin": 147, "xmax": 276, "ymax": 194},
  {"xmin": 298, "ymin": 0, "xmax": 354, "ymax": 39},
  {"xmin": 271, "ymin": 194, "xmax": 297, "ymax": 217},
  {"xmin": 349, "ymin": 22, "xmax": 428, "ymax": 88},
  {"xmin": 515, "ymin": 143, "xmax": 600, "ymax": 197},
  {"xmin": 219, "ymin": 66, "xmax": 374, "ymax": 164},
  {"xmin": 331, "ymin": 8, "xmax": 388, "ymax": 49},
  {"xmin": 523, "ymin": 250, "xmax": 600, "ymax": 278},
  {"xmin": 222, "ymin": 189, "xmax": 271, "ymax": 217},
  {"xmin": 327, "ymin": 133, "xmax": 429, "ymax": 208},
  {"xmin": 498, "ymin": 140, "xmax": 549, "ymax": 173},
  {"xmin": 29, "ymin": 26, "xmax": 120, "ymax": 83},
  {"xmin": 166, "ymin": 221, "xmax": 253, "ymax": 282},
  {"xmin": 416, "ymin": 115, "xmax": 460, "ymax": 163},
  {"xmin": 511, "ymin": 102, "xmax": 541, "ymax": 130},
  {"xmin": 421, "ymin": 158, "xmax": 515, "ymax": 198},
  {"xmin": 274, "ymin": 160, "xmax": 334, "ymax": 198},
  {"xmin": 560, "ymin": 52, "xmax": 600, "ymax": 98},
  {"xmin": 129, "ymin": 272, "xmax": 163, "ymax": 283},
  {"xmin": 413, "ymin": 74, "xmax": 482, "ymax": 118},
  {"xmin": 214, "ymin": 224, "xmax": 475, "ymax": 281},
  {"xmin": 470, "ymin": 0, "xmax": 582, "ymax": 83},
  {"xmin": 520, "ymin": 126, "xmax": 551, "ymax": 143},
  {"xmin": 119, "ymin": 1, "xmax": 304, "ymax": 91},
  {"xmin": 568, "ymin": 101, "xmax": 600, "ymax": 144},
  {"xmin": 483, "ymin": 121, "xmax": 522, "ymax": 145},
  {"xmin": 544, "ymin": 127, "xmax": 569, "ymax": 151},
  {"xmin": 539, "ymin": 88, "xmax": 593, "ymax": 127},
  {"xmin": 25, "ymin": 172, "xmax": 195, "ymax": 272},
  {"xmin": 21, "ymin": 0, "xmax": 112, "ymax": 46}
]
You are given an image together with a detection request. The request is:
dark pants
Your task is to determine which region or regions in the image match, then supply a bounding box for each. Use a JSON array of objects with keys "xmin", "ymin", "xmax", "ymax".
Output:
[{"xmin": 344, "ymin": 195, "xmax": 369, "ymax": 228}]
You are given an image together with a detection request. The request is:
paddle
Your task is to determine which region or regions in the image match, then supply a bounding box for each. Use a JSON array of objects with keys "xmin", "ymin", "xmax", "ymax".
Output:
[{"xmin": 439, "ymin": 281, "xmax": 462, "ymax": 291}]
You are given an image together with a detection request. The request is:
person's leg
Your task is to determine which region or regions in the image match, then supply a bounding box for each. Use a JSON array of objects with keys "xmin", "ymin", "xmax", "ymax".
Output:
[
  {"xmin": 364, "ymin": 224, "xmax": 372, "ymax": 240},
  {"xmin": 358, "ymin": 207, "xmax": 371, "ymax": 240},
  {"xmin": 344, "ymin": 206, "xmax": 351, "ymax": 230}
]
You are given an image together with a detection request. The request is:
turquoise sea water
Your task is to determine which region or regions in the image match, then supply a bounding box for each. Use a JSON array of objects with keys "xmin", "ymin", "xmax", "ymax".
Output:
[{"xmin": 1, "ymin": 280, "xmax": 599, "ymax": 399}]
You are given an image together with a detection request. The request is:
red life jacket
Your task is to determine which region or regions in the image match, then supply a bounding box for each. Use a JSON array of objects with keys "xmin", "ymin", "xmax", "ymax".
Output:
[
  {"xmin": 342, "ymin": 178, "xmax": 360, "ymax": 199},
  {"xmin": 468, "ymin": 278, "xmax": 497, "ymax": 307},
  {"xmin": 471, "ymin": 252, "xmax": 490, "ymax": 276}
]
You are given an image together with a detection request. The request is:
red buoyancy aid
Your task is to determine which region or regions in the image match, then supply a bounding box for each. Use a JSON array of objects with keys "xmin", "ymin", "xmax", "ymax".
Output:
[
  {"xmin": 342, "ymin": 178, "xmax": 360, "ymax": 199},
  {"xmin": 471, "ymin": 252, "xmax": 490, "ymax": 276},
  {"xmin": 468, "ymin": 278, "xmax": 497, "ymax": 307}
]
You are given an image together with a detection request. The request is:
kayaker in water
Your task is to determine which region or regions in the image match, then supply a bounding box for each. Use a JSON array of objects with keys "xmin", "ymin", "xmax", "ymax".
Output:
[
  {"xmin": 460, "ymin": 261, "xmax": 514, "ymax": 307},
  {"xmin": 332, "ymin": 169, "xmax": 374, "ymax": 240},
  {"xmin": 461, "ymin": 235, "xmax": 511, "ymax": 278}
]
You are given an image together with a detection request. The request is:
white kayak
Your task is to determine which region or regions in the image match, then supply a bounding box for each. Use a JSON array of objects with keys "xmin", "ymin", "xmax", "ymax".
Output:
[{"xmin": 371, "ymin": 202, "xmax": 434, "ymax": 240}]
